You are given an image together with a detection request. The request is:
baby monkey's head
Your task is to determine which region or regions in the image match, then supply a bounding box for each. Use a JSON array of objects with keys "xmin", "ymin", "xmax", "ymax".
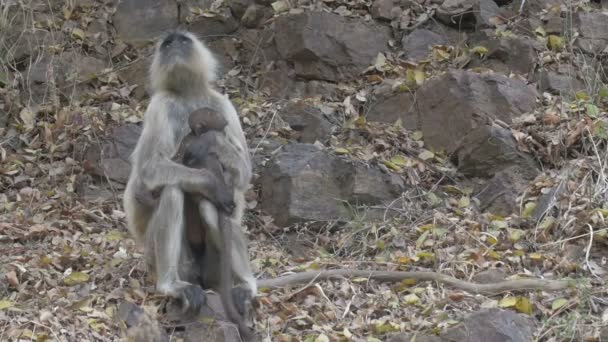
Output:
[
  {"xmin": 188, "ymin": 108, "xmax": 228, "ymax": 136},
  {"xmin": 150, "ymin": 30, "xmax": 218, "ymax": 94}
]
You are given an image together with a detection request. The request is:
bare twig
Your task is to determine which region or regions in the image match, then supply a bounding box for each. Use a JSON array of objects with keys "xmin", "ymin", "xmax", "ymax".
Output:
[{"xmin": 257, "ymin": 270, "xmax": 574, "ymax": 295}]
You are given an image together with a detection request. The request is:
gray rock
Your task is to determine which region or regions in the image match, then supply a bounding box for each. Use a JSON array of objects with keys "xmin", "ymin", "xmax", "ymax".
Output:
[
  {"xmin": 239, "ymin": 28, "xmax": 280, "ymax": 66},
  {"xmin": 118, "ymin": 301, "xmax": 169, "ymax": 342},
  {"xmin": 416, "ymin": 70, "xmax": 537, "ymax": 153},
  {"xmin": 241, "ymin": 4, "xmax": 273, "ymax": 28},
  {"xmin": 468, "ymin": 31, "xmax": 540, "ymax": 75},
  {"xmin": 371, "ymin": 0, "xmax": 396, "ymax": 21},
  {"xmin": 388, "ymin": 308, "xmax": 536, "ymax": 342},
  {"xmin": 184, "ymin": 292, "xmax": 250, "ymax": 342},
  {"xmin": 83, "ymin": 124, "xmax": 142, "ymax": 184},
  {"xmin": 5, "ymin": 29, "xmax": 53, "ymax": 63},
  {"xmin": 536, "ymin": 70, "xmax": 585, "ymax": 96},
  {"xmin": 452, "ymin": 125, "xmax": 539, "ymax": 215},
  {"xmin": 473, "ymin": 268, "xmax": 507, "ymax": 283},
  {"xmin": 436, "ymin": 0, "xmax": 502, "ymax": 30},
  {"xmin": 474, "ymin": 165, "xmax": 538, "ymax": 215},
  {"xmin": 573, "ymin": 12, "xmax": 608, "ymax": 54},
  {"xmin": 188, "ymin": 8, "xmax": 239, "ymax": 37},
  {"xmin": 452, "ymin": 125, "xmax": 538, "ymax": 178},
  {"xmin": 226, "ymin": 0, "xmax": 253, "ymax": 20},
  {"xmin": 113, "ymin": 0, "xmax": 178, "ymax": 45},
  {"xmin": 274, "ymin": 12, "xmax": 391, "ymax": 82},
  {"xmin": 259, "ymin": 143, "xmax": 404, "ymax": 226},
  {"xmin": 279, "ymin": 101, "xmax": 333, "ymax": 143},
  {"xmin": 119, "ymin": 56, "xmax": 152, "ymax": 100},
  {"xmin": 365, "ymin": 91, "xmax": 416, "ymax": 129},
  {"xmin": 258, "ymin": 62, "xmax": 340, "ymax": 99},
  {"xmin": 402, "ymin": 29, "xmax": 447, "ymax": 60}
]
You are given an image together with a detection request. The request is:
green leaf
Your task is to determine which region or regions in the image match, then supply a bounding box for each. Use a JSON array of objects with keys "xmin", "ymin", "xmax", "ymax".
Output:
[
  {"xmin": 334, "ymin": 147, "xmax": 349, "ymax": 155},
  {"xmin": 418, "ymin": 150, "xmax": 434, "ymax": 160},
  {"xmin": 552, "ymin": 298, "xmax": 568, "ymax": 311},
  {"xmin": 471, "ymin": 46, "xmax": 489, "ymax": 56},
  {"xmin": 586, "ymin": 103, "xmax": 599, "ymax": 118},
  {"xmin": 71, "ymin": 28, "xmax": 85, "ymax": 40},
  {"xmin": 522, "ymin": 202, "xmax": 536, "ymax": 218},
  {"xmin": 599, "ymin": 86, "xmax": 608, "ymax": 99},
  {"xmin": 547, "ymin": 35, "xmax": 564, "ymax": 50},
  {"xmin": 390, "ymin": 155, "xmax": 409, "ymax": 167},
  {"xmin": 0, "ymin": 70, "xmax": 7, "ymax": 87},
  {"xmin": 410, "ymin": 131, "xmax": 423, "ymax": 140},
  {"xmin": 0, "ymin": 300, "xmax": 13, "ymax": 310},
  {"xmin": 458, "ymin": 196, "xmax": 470, "ymax": 208},
  {"xmin": 575, "ymin": 91, "xmax": 590, "ymax": 101},
  {"xmin": 535, "ymin": 26, "xmax": 547, "ymax": 37},
  {"xmin": 64, "ymin": 272, "xmax": 90, "ymax": 286}
]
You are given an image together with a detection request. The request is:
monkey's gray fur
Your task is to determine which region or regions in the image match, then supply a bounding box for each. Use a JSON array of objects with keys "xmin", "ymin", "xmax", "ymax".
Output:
[{"xmin": 123, "ymin": 30, "xmax": 257, "ymax": 317}]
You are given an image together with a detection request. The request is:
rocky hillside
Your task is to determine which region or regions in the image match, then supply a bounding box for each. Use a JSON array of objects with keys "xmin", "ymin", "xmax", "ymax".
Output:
[{"xmin": 1, "ymin": 0, "xmax": 608, "ymax": 341}]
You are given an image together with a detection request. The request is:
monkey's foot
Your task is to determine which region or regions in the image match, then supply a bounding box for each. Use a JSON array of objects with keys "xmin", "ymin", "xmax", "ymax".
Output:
[
  {"xmin": 231, "ymin": 285, "xmax": 253, "ymax": 317},
  {"xmin": 177, "ymin": 283, "xmax": 206, "ymax": 316}
]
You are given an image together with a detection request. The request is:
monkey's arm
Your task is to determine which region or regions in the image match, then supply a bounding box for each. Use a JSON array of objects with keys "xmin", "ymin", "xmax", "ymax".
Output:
[{"xmin": 140, "ymin": 157, "xmax": 234, "ymax": 214}]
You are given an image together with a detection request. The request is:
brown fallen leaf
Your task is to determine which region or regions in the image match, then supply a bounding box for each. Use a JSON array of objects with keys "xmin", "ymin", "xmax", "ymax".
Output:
[
  {"xmin": 542, "ymin": 112, "xmax": 560, "ymax": 126},
  {"xmin": 6, "ymin": 270, "xmax": 19, "ymax": 288}
]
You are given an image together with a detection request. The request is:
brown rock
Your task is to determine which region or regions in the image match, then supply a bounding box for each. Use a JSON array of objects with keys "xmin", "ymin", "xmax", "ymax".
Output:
[
  {"xmin": 274, "ymin": 12, "xmax": 391, "ymax": 82},
  {"xmin": 417, "ymin": 70, "xmax": 537, "ymax": 153}
]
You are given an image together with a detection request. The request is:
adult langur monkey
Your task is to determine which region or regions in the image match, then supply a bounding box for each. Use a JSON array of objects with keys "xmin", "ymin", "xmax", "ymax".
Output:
[{"xmin": 123, "ymin": 30, "xmax": 257, "ymax": 318}]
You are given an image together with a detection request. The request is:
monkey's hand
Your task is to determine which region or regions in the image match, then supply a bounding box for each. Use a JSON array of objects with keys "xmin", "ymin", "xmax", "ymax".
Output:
[{"xmin": 209, "ymin": 175, "xmax": 236, "ymax": 215}]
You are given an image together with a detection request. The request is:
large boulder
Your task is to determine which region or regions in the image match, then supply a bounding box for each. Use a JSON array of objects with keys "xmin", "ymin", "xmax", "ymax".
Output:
[
  {"xmin": 274, "ymin": 12, "xmax": 391, "ymax": 82},
  {"xmin": 416, "ymin": 70, "xmax": 538, "ymax": 153},
  {"xmin": 259, "ymin": 143, "xmax": 405, "ymax": 226}
]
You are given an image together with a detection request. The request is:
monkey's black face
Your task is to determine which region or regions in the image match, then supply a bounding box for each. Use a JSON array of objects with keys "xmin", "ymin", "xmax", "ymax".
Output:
[{"xmin": 159, "ymin": 32, "xmax": 193, "ymax": 65}]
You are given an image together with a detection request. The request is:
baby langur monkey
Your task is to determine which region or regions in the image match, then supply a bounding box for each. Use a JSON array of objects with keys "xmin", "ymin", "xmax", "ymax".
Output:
[{"xmin": 135, "ymin": 108, "xmax": 254, "ymax": 340}]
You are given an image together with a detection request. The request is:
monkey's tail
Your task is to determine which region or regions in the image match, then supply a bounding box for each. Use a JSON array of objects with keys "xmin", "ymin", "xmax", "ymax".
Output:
[{"xmin": 218, "ymin": 214, "xmax": 256, "ymax": 341}]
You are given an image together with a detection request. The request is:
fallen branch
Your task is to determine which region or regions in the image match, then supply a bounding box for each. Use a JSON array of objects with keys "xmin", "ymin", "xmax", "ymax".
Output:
[{"xmin": 257, "ymin": 270, "xmax": 573, "ymax": 295}]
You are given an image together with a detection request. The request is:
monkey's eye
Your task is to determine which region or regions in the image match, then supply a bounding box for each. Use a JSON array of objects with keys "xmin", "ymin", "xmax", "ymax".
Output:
[
  {"xmin": 161, "ymin": 38, "xmax": 173, "ymax": 49},
  {"xmin": 179, "ymin": 36, "xmax": 191, "ymax": 44}
]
